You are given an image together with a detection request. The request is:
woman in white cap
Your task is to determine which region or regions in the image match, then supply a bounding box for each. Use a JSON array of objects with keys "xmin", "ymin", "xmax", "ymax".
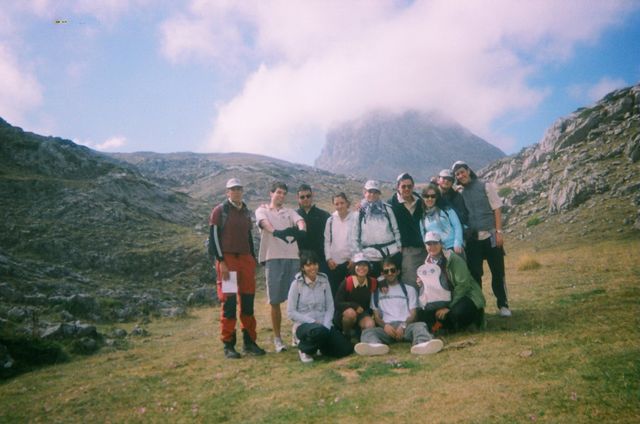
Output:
[
  {"xmin": 416, "ymin": 231, "xmax": 485, "ymax": 334},
  {"xmin": 333, "ymin": 252, "xmax": 377, "ymax": 339}
]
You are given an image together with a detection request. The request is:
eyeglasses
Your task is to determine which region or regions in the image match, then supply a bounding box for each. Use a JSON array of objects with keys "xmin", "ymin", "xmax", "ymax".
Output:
[
  {"xmin": 423, "ymin": 194, "xmax": 436, "ymax": 199},
  {"xmin": 400, "ymin": 184, "xmax": 413, "ymax": 189},
  {"xmin": 382, "ymin": 268, "xmax": 397, "ymax": 274},
  {"xmin": 299, "ymin": 194, "xmax": 312, "ymax": 199}
]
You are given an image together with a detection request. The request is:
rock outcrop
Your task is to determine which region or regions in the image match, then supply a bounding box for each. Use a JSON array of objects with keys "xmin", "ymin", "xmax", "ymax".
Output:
[{"xmin": 479, "ymin": 83, "xmax": 640, "ymax": 238}]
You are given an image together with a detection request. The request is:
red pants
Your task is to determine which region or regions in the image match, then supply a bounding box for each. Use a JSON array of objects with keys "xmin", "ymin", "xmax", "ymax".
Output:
[{"xmin": 216, "ymin": 254, "xmax": 257, "ymax": 343}]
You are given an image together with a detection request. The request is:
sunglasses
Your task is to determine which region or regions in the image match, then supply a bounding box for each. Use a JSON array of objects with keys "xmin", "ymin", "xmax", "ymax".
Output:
[
  {"xmin": 299, "ymin": 194, "xmax": 312, "ymax": 199},
  {"xmin": 382, "ymin": 268, "xmax": 397, "ymax": 274},
  {"xmin": 423, "ymin": 194, "xmax": 436, "ymax": 199},
  {"xmin": 425, "ymin": 241, "xmax": 440, "ymax": 246},
  {"xmin": 400, "ymin": 184, "xmax": 413, "ymax": 189},
  {"xmin": 366, "ymin": 190, "xmax": 381, "ymax": 194}
]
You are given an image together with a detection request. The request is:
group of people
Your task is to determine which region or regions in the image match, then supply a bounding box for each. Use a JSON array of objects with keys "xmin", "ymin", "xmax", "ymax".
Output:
[{"xmin": 207, "ymin": 160, "xmax": 511, "ymax": 362}]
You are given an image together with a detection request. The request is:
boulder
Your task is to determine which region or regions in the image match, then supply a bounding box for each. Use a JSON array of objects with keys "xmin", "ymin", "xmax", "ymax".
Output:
[
  {"xmin": 160, "ymin": 307, "xmax": 186, "ymax": 318},
  {"xmin": 187, "ymin": 287, "xmax": 217, "ymax": 306},
  {"xmin": 7, "ymin": 307, "xmax": 32, "ymax": 323},
  {"xmin": 0, "ymin": 344, "xmax": 14, "ymax": 370}
]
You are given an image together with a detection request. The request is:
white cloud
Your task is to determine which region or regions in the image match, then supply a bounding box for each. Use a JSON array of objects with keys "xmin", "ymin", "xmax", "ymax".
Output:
[
  {"xmin": 158, "ymin": 0, "xmax": 636, "ymax": 161},
  {"xmin": 567, "ymin": 76, "xmax": 629, "ymax": 103},
  {"xmin": 0, "ymin": 44, "xmax": 43, "ymax": 124},
  {"xmin": 75, "ymin": 136, "xmax": 127, "ymax": 151},
  {"xmin": 587, "ymin": 77, "xmax": 628, "ymax": 102}
]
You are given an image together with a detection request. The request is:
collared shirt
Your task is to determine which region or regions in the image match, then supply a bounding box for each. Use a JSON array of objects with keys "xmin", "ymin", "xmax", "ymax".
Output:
[
  {"xmin": 352, "ymin": 276, "xmax": 368, "ymax": 289},
  {"xmin": 255, "ymin": 205, "xmax": 303, "ymax": 262},
  {"xmin": 396, "ymin": 192, "xmax": 417, "ymax": 215}
]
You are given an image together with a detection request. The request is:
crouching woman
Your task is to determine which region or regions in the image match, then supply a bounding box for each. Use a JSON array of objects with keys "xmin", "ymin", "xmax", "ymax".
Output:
[
  {"xmin": 417, "ymin": 231, "xmax": 486, "ymax": 333},
  {"xmin": 287, "ymin": 251, "xmax": 354, "ymax": 363}
]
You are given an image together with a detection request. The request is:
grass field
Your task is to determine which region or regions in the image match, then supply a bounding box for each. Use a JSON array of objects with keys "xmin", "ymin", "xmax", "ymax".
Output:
[{"xmin": 1, "ymin": 234, "xmax": 639, "ymax": 423}]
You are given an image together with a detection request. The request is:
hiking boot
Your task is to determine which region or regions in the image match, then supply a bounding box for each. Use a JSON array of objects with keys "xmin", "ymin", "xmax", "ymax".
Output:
[
  {"xmin": 274, "ymin": 337, "xmax": 287, "ymax": 353},
  {"xmin": 298, "ymin": 350, "xmax": 314, "ymax": 363},
  {"xmin": 411, "ymin": 339, "xmax": 443, "ymax": 355},
  {"xmin": 499, "ymin": 306, "xmax": 512, "ymax": 317},
  {"xmin": 223, "ymin": 342, "xmax": 241, "ymax": 359},
  {"xmin": 354, "ymin": 342, "xmax": 389, "ymax": 356},
  {"xmin": 243, "ymin": 341, "xmax": 266, "ymax": 356},
  {"xmin": 242, "ymin": 330, "xmax": 266, "ymax": 356}
]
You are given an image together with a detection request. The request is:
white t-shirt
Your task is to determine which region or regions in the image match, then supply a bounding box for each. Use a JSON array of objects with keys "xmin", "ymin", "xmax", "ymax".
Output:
[
  {"xmin": 255, "ymin": 206, "xmax": 303, "ymax": 262},
  {"xmin": 371, "ymin": 283, "xmax": 418, "ymax": 323},
  {"xmin": 324, "ymin": 211, "xmax": 355, "ymax": 264}
]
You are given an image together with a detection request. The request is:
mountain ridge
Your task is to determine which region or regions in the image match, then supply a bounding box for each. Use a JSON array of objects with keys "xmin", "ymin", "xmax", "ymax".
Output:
[{"xmin": 315, "ymin": 109, "xmax": 505, "ymax": 181}]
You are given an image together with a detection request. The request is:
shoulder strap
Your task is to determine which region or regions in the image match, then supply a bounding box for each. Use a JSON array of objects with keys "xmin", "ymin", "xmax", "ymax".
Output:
[
  {"xmin": 346, "ymin": 275, "xmax": 354, "ymax": 292},
  {"xmin": 399, "ymin": 282, "xmax": 409, "ymax": 309}
]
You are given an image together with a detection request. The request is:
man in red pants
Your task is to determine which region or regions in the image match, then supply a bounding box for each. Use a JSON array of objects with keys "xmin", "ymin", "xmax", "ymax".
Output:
[{"xmin": 209, "ymin": 178, "xmax": 266, "ymax": 358}]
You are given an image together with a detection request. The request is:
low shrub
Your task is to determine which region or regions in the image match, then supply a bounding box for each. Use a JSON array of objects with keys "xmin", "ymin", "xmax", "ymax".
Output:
[
  {"xmin": 517, "ymin": 255, "xmax": 541, "ymax": 271},
  {"xmin": 526, "ymin": 216, "xmax": 542, "ymax": 227}
]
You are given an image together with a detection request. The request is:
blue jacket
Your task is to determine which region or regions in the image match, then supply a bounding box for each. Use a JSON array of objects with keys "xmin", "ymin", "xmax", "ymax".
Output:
[{"xmin": 420, "ymin": 208, "xmax": 463, "ymax": 250}]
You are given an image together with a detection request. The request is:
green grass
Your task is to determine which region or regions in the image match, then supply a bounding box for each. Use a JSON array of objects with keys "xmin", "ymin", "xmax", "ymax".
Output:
[{"xmin": 1, "ymin": 237, "xmax": 639, "ymax": 423}]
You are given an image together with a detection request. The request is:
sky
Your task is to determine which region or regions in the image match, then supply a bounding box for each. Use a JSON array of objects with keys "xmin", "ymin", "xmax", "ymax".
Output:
[{"xmin": 1, "ymin": 0, "xmax": 639, "ymax": 165}]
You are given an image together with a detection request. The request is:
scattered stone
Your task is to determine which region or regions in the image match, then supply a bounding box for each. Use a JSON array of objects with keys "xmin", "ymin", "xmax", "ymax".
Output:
[
  {"xmin": 0, "ymin": 344, "xmax": 14, "ymax": 369},
  {"xmin": 7, "ymin": 307, "xmax": 29, "ymax": 322},
  {"xmin": 130, "ymin": 325, "xmax": 149, "ymax": 337},
  {"xmin": 160, "ymin": 307, "xmax": 186, "ymax": 318},
  {"xmin": 187, "ymin": 286, "xmax": 217, "ymax": 306}
]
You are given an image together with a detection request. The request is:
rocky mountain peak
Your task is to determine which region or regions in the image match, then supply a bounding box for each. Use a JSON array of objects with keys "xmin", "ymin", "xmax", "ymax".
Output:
[{"xmin": 314, "ymin": 109, "xmax": 504, "ymax": 182}]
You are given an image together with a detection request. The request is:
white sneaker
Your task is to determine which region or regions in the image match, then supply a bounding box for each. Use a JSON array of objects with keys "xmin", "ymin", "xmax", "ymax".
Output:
[
  {"xmin": 354, "ymin": 342, "xmax": 389, "ymax": 356},
  {"xmin": 298, "ymin": 350, "xmax": 314, "ymax": 363},
  {"xmin": 411, "ymin": 339, "xmax": 444, "ymax": 355},
  {"xmin": 499, "ymin": 307, "xmax": 512, "ymax": 317},
  {"xmin": 274, "ymin": 337, "xmax": 287, "ymax": 353}
]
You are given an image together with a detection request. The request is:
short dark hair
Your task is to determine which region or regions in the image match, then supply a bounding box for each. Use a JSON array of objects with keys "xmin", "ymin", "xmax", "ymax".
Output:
[
  {"xmin": 270, "ymin": 181, "xmax": 288, "ymax": 193},
  {"xmin": 300, "ymin": 250, "xmax": 319, "ymax": 272},
  {"xmin": 332, "ymin": 192, "xmax": 350, "ymax": 206},
  {"xmin": 396, "ymin": 172, "xmax": 415, "ymax": 187},
  {"xmin": 382, "ymin": 256, "xmax": 398, "ymax": 270},
  {"xmin": 297, "ymin": 183, "xmax": 312, "ymax": 194}
]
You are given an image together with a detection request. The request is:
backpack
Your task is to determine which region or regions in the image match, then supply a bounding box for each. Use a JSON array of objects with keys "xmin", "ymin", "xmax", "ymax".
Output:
[{"xmin": 356, "ymin": 204, "xmax": 394, "ymax": 248}]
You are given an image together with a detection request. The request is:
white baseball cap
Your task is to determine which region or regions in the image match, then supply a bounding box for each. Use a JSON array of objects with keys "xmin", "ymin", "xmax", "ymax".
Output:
[
  {"xmin": 364, "ymin": 180, "xmax": 381, "ymax": 192},
  {"xmin": 225, "ymin": 178, "xmax": 243, "ymax": 189}
]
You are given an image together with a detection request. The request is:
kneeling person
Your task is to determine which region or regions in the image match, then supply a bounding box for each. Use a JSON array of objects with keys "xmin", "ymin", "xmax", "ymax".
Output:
[
  {"xmin": 355, "ymin": 258, "xmax": 443, "ymax": 356},
  {"xmin": 287, "ymin": 251, "xmax": 354, "ymax": 363},
  {"xmin": 333, "ymin": 253, "xmax": 376, "ymax": 339}
]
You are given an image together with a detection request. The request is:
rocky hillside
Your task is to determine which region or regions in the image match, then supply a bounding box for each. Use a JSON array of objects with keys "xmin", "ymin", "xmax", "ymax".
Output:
[
  {"xmin": 0, "ymin": 118, "xmax": 210, "ymax": 326},
  {"xmin": 479, "ymin": 83, "xmax": 640, "ymax": 243},
  {"xmin": 315, "ymin": 110, "xmax": 505, "ymax": 181},
  {"xmin": 0, "ymin": 121, "xmax": 372, "ymax": 334},
  {"xmin": 110, "ymin": 151, "xmax": 368, "ymax": 209}
]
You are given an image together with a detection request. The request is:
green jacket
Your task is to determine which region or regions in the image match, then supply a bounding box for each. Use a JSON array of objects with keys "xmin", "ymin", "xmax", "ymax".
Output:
[{"xmin": 443, "ymin": 250, "xmax": 486, "ymax": 309}]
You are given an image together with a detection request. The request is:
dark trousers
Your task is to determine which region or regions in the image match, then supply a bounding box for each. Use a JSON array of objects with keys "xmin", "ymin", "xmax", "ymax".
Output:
[
  {"xmin": 296, "ymin": 323, "xmax": 353, "ymax": 358},
  {"xmin": 466, "ymin": 238, "xmax": 509, "ymax": 308},
  {"xmin": 327, "ymin": 262, "xmax": 350, "ymax": 299},
  {"xmin": 419, "ymin": 296, "xmax": 482, "ymax": 331}
]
